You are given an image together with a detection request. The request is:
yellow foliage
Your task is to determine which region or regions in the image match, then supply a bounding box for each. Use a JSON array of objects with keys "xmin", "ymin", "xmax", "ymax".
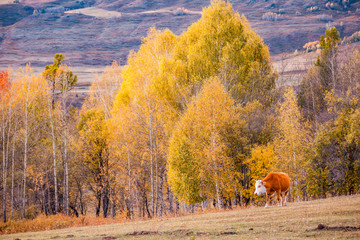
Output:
[
  {"xmin": 274, "ymin": 88, "xmax": 312, "ymax": 198},
  {"xmin": 168, "ymin": 78, "xmax": 242, "ymax": 205},
  {"xmin": 245, "ymin": 144, "xmax": 277, "ymax": 180},
  {"xmin": 171, "ymin": 0, "xmax": 276, "ymax": 104},
  {"xmin": 243, "ymin": 144, "xmax": 277, "ymax": 200}
]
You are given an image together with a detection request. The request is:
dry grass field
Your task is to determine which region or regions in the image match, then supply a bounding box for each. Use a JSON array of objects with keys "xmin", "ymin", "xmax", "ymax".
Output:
[{"xmin": 2, "ymin": 194, "xmax": 360, "ymax": 240}]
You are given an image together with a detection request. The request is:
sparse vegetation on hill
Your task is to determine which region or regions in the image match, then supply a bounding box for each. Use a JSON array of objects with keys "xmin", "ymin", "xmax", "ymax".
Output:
[
  {"xmin": 1, "ymin": 0, "xmax": 360, "ymax": 73},
  {"xmin": 262, "ymin": 11, "xmax": 283, "ymax": 21},
  {"xmin": 0, "ymin": 4, "xmax": 33, "ymax": 26},
  {"xmin": 342, "ymin": 30, "xmax": 360, "ymax": 44}
]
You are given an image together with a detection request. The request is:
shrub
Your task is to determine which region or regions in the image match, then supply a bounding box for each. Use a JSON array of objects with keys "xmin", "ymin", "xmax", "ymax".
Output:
[
  {"xmin": 318, "ymin": 14, "xmax": 333, "ymax": 22},
  {"xmin": 262, "ymin": 11, "xmax": 282, "ymax": 21},
  {"xmin": 307, "ymin": 6, "xmax": 319, "ymax": 12},
  {"xmin": 174, "ymin": 7, "xmax": 190, "ymax": 16},
  {"xmin": 303, "ymin": 40, "xmax": 320, "ymax": 53},
  {"xmin": 341, "ymin": 31, "xmax": 360, "ymax": 45},
  {"xmin": 0, "ymin": 214, "xmax": 122, "ymax": 235}
]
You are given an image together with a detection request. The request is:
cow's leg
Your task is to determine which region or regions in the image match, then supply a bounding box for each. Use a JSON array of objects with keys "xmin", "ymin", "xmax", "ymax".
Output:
[
  {"xmin": 283, "ymin": 191, "xmax": 289, "ymax": 206},
  {"xmin": 265, "ymin": 192, "xmax": 270, "ymax": 208},
  {"xmin": 277, "ymin": 190, "xmax": 282, "ymax": 206}
]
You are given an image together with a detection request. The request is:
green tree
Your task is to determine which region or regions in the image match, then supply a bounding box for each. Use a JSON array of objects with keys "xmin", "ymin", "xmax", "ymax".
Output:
[{"xmin": 43, "ymin": 53, "xmax": 64, "ymax": 105}]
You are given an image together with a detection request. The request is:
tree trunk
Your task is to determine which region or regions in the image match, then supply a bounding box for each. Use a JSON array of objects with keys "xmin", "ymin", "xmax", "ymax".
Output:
[
  {"xmin": 63, "ymin": 126, "xmax": 69, "ymax": 215},
  {"xmin": 158, "ymin": 172, "xmax": 163, "ymax": 217},
  {"xmin": 10, "ymin": 129, "xmax": 16, "ymax": 220},
  {"xmin": 2, "ymin": 108, "xmax": 7, "ymax": 222},
  {"xmin": 175, "ymin": 199, "xmax": 179, "ymax": 214},
  {"xmin": 211, "ymin": 104, "xmax": 221, "ymax": 209},
  {"xmin": 145, "ymin": 78, "xmax": 155, "ymax": 218},
  {"xmin": 155, "ymin": 140, "xmax": 158, "ymax": 217},
  {"xmin": 48, "ymin": 102, "xmax": 59, "ymax": 214},
  {"xmin": 102, "ymin": 185, "xmax": 109, "ymax": 218},
  {"xmin": 126, "ymin": 142, "xmax": 132, "ymax": 219},
  {"xmin": 22, "ymin": 99, "xmax": 29, "ymax": 219},
  {"xmin": 112, "ymin": 198, "xmax": 116, "ymax": 218},
  {"xmin": 76, "ymin": 179, "xmax": 84, "ymax": 215},
  {"xmin": 149, "ymin": 110, "xmax": 154, "ymax": 217},
  {"xmin": 144, "ymin": 195, "xmax": 151, "ymax": 218},
  {"xmin": 95, "ymin": 191, "xmax": 101, "ymax": 217},
  {"xmin": 167, "ymin": 185, "xmax": 173, "ymax": 214}
]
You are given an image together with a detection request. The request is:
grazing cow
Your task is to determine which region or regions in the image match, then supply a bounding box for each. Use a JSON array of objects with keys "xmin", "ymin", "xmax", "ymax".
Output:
[{"xmin": 254, "ymin": 172, "xmax": 290, "ymax": 208}]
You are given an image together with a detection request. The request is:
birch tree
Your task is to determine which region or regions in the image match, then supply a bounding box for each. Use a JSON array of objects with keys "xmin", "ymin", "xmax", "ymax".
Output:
[
  {"xmin": 1, "ymin": 70, "xmax": 10, "ymax": 222},
  {"xmin": 274, "ymin": 88, "xmax": 311, "ymax": 200},
  {"xmin": 168, "ymin": 78, "xmax": 242, "ymax": 208}
]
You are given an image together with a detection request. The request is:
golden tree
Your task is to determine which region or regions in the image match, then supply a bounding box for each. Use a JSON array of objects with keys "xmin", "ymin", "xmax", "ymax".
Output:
[
  {"xmin": 274, "ymin": 88, "xmax": 311, "ymax": 200},
  {"xmin": 168, "ymin": 78, "xmax": 242, "ymax": 207}
]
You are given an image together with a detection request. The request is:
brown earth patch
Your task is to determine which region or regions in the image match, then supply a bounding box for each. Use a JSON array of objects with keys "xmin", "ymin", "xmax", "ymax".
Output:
[
  {"xmin": 314, "ymin": 224, "xmax": 360, "ymax": 231},
  {"xmin": 102, "ymin": 236, "xmax": 116, "ymax": 240},
  {"xmin": 125, "ymin": 230, "xmax": 159, "ymax": 236}
]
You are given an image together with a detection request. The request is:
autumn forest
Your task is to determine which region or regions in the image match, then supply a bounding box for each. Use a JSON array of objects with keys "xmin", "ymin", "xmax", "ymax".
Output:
[{"xmin": 1, "ymin": 0, "xmax": 359, "ymax": 228}]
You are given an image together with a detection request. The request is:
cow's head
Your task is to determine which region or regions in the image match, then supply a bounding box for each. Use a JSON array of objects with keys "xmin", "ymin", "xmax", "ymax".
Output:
[{"xmin": 254, "ymin": 180, "xmax": 266, "ymax": 196}]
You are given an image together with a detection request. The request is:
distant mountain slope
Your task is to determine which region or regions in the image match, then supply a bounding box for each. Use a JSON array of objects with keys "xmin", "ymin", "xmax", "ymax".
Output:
[
  {"xmin": 0, "ymin": 4, "xmax": 33, "ymax": 26},
  {"xmin": 0, "ymin": 0, "xmax": 359, "ymax": 82}
]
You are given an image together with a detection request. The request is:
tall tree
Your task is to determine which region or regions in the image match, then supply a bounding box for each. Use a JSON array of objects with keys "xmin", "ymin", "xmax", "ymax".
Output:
[
  {"xmin": 13, "ymin": 65, "xmax": 48, "ymax": 218},
  {"xmin": 274, "ymin": 88, "xmax": 311, "ymax": 200},
  {"xmin": 43, "ymin": 54, "xmax": 64, "ymax": 105},
  {"xmin": 308, "ymin": 49, "xmax": 360, "ymax": 198},
  {"xmin": 83, "ymin": 61, "xmax": 122, "ymax": 217},
  {"xmin": 315, "ymin": 27, "xmax": 340, "ymax": 93},
  {"xmin": 78, "ymin": 109, "xmax": 110, "ymax": 217},
  {"xmin": 299, "ymin": 27, "xmax": 340, "ymax": 130},
  {"xmin": 169, "ymin": 0, "xmax": 276, "ymax": 105},
  {"xmin": 168, "ymin": 78, "xmax": 244, "ymax": 207},
  {"xmin": 43, "ymin": 54, "xmax": 77, "ymax": 215},
  {"xmin": 56, "ymin": 64, "xmax": 77, "ymax": 215},
  {"xmin": 1, "ymin": 70, "xmax": 10, "ymax": 222},
  {"xmin": 112, "ymin": 28, "xmax": 178, "ymax": 218}
]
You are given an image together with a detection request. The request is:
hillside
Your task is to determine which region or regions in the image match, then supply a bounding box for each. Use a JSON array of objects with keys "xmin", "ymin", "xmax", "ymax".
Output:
[
  {"xmin": 3, "ymin": 194, "xmax": 360, "ymax": 239},
  {"xmin": 273, "ymin": 41, "xmax": 360, "ymax": 86},
  {"xmin": 0, "ymin": 0, "xmax": 360, "ymax": 83}
]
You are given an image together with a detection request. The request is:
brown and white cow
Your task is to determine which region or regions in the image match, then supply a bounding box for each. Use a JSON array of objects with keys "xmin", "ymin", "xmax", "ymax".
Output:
[{"xmin": 254, "ymin": 172, "xmax": 290, "ymax": 208}]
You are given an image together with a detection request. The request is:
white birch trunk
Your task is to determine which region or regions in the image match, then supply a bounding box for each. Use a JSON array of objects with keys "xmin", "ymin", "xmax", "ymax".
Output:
[
  {"xmin": 2, "ymin": 105, "xmax": 7, "ymax": 222},
  {"xmin": 48, "ymin": 102, "xmax": 59, "ymax": 214},
  {"xmin": 22, "ymin": 97, "xmax": 29, "ymax": 219}
]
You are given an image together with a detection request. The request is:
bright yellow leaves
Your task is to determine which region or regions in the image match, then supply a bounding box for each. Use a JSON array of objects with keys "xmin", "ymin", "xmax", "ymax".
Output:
[
  {"xmin": 108, "ymin": 0, "xmax": 277, "ymax": 209},
  {"xmin": 113, "ymin": 28, "xmax": 177, "ymax": 112},
  {"xmin": 168, "ymin": 78, "xmax": 241, "ymax": 205},
  {"xmin": 274, "ymin": 88, "xmax": 311, "ymax": 199},
  {"xmin": 172, "ymin": 0, "xmax": 276, "ymax": 104}
]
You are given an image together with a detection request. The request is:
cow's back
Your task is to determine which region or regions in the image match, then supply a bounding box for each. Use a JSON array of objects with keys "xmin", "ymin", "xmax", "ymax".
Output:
[{"xmin": 263, "ymin": 172, "xmax": 290, "ymax": 192}]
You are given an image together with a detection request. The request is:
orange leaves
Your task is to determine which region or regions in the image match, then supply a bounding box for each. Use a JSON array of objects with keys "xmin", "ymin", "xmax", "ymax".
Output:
[
  {"xmin": 0, "ymin": 70, "xmax": 10, "ymax": 99},
  {"xmin": 0, "ymin": 213, "xmax": 122, "ymax": 235}
]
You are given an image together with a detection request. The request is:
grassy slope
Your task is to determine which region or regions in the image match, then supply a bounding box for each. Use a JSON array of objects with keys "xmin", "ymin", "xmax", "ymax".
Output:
[{"xmin": 3, "ymin": 194, "xmax": 360, "ymax": 240}]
